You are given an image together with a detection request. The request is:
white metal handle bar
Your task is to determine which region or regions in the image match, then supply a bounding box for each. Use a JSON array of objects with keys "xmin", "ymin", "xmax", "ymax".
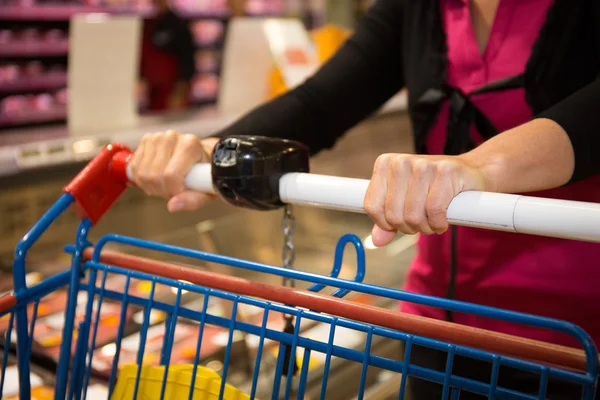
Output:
[{"xmin": 126, "ymin": 164, "xmax": 600, "ymax": 243}]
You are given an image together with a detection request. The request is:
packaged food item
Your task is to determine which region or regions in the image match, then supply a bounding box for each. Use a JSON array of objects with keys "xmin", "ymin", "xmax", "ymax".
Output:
[
  {"xmin": 194, "ymin": 49, "xmax": 219, "ymax": 73},
  {"xmin": 191, "ymin": 20, "xmax": 224, "ymax": 45},
  {"xmin": 23, "ymin": 60, "xmax": 44, "ymax": 77},
  {"xmin": 190, "ymin": 73, "xmax": 219, "ymax": 100}
]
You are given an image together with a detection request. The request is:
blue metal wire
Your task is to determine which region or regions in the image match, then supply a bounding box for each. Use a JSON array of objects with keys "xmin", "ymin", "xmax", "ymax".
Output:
[
  {"xmin": 132, "ymin": 279, "xmax": 157, "ymax": 400},
  {"xmin": 13, "ymin": 193, "xmax": 74, "ymax": 399},
  {"xmin": 219, "ymin": 297, "xmax": 239, "ymax": 400},
  {"xmin": 358, "ymin": 328, "xmax": 373, "ymax": 400},
  {"xmin": 442, "ymin": 346, "xmax": 456, "ymax": 399},
  {"xmin": 82, "ymin": 259, "xmax": 597, "ymax": 388},
  {"xmin": 320, "ymin": 318, "xmax": 337, "ymax": 399},
  {"xmin": 297, "ymin": 347, "xmax": 312, "ymax": 399},
  {"xmin": 284, "ymin": 311, "xmax": 303, "ymax": 399},
  {"xmin": 56, "ymin": 217, "xmax": 93, "ymax": 400},
  {"xmin": 26, "ymin": 299, "xmax": 40, "ymax": 362},
  {"xmin": 80, "ymin": 261, "xmax": 597, "ymax": 399},
  {"xmin": 0, "ymin": 311, "xmax": 15, "ymax": 397},
  {"xmin": 6, "ymin": 195, "xmax": 599, "ymax": 400},
  {"xmin": 107, "ymin": 274, "xmax": 132, "ymax": 396},
  {"xmin": 159, "ymin": 287, "xmax": 182, "ymax": 400},
  {"xmin": 307, "ymin": 233, "xmax": 366, "ymax": 298},
  {"xmin": 187, "ymin": 294, "xmax": 210, "ymax": 400},
  {"xmin": 399, "ymin": 336, "xmax": 413, "ymax": 399},
  {"xmin": 91, "ymin": 232, "xmax": 599, "ymax": 379},
  {"xmin": 489, "ymin": 355, "xmax": 500, "ymax": 400},
  {"xmin": 249, "ymin": 303, "xmax": 270, "ymax": 399},
  {"xmin": 82, "ymin": 270, "xmax": 109, "ymax": 400}
]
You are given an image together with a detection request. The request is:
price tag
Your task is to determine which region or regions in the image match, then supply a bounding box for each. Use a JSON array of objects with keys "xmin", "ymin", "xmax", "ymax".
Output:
[{"xmin": 263, "ymin": 19, "xmax": 320, "ymax": 89}]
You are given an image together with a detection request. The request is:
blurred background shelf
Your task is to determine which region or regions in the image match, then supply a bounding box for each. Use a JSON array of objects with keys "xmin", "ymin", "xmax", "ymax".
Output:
[
  {"xmin": 0, "ymin": 5, "xmax": 152, "ymax": 20},
  {"xmin": 0, "ymin": 73, "xmax": 67, "ymax": 93},
  {"xmin": 0, "ymin": 41, "xmax": 69, "ymax": 56},
  {"xmin": 0, "ymin": 106, "xmax": 66, "ymax": 127}
]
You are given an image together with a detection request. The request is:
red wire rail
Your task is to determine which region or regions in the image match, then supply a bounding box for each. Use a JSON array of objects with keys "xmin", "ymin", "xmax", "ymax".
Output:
[
  {"xmin": 0, "ymin": 247, "xmax": 592, "ymax": 374},
  {"xmin": 80, "ymin": 248, "xmax": 591, "ymax": 373}
]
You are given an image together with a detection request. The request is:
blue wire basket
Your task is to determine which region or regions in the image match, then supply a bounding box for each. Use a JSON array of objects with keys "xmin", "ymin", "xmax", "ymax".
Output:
[{"xmin": 0, "ymin": 144, "xmax": 597, "ymax": 400}]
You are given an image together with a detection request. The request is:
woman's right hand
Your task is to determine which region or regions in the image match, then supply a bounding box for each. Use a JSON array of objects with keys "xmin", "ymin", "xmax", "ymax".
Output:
[{"xmin": 129, "ymin": 131, "xmax": 219, "ymax": 212}]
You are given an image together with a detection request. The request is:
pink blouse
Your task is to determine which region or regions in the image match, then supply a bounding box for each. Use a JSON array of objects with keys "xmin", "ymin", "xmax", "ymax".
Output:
[{"xmin": 401, "ymin": 0, "xmax": 600, "ymax": 348}]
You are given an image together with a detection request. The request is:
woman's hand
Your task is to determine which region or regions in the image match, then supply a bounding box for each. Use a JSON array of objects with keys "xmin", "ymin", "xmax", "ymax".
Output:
[
  {"xmin": 129, "ymin": 131, "xmax": 219, "ymax": 212},
  {"xmin": 364, "ymin": 154, "xmax": 492, "ymax": 247}
]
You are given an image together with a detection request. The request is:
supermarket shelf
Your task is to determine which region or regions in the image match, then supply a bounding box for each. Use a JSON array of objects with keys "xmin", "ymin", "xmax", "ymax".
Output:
[
  {"xmin": 0, "ymin": 5, "xmax": 153, "ymax": 20},
  {"xmin": 0, "ymin": 41, "xmax": 69, "ymax": 57},
  {"xmin": 0, "ymin": 5, "xmax": 233, "ymax": 21},
  {"xmin": 0, "ymin": 73, "xmax": 67, "ymax": 93},
  {"xmin": 178, "ymin": 9, "xmax": 231, "ymax": 20},
  {"xmin": 196, "ymin": 40, "xmax": 225, "ymax": 50},
  {"xmin": 191, "ymin": 96, "xmax": 218, "ymax": 105},
  {"xmin": 197, "ymin": 66, "xmax": 220, "ymax": 75},
  {"xmin": 0, "ymin": 106, "xmax": 66, "ymax": 128},
  {"xmin": 0, "ymin": 91, "xmax": 407, "ymax": 177}
]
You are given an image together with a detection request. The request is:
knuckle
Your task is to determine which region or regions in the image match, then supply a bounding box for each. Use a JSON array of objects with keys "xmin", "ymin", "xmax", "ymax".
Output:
[
  {"xmin": 180, "ymin": 134, "xmax": 201, "ymax": 150},
  {"xmin": 143, "ymin": 172, "xmax": 160, "ymax": 186},
  {"xmin": 411, "ymin": 158, "xmax": 432, "ymax": 175},
  {"xmin": 403, "ymin": 210, "xmax": 423, "ymax": 228},
  {"xmin": 384, "ymin": 209, "xmax": 405, "ymax": 228},
  {"xmin": 436, "ymin": 160, "xmax": 459, "ymax": 177},
  {"xmin": 363, "ymin": 198, "xmax": 382, "ymax": 217},
  {"xmin": 373, "ymin": 153, "xmax": 394, "ymax": 172},
  {"xmin": 390, "ymin": 154, "xmax": 412, "ymax": 173},
  {"xmin": 165, "ymin": 129, "xmax": 179, "ymax": 140},
  {"xmin": 426, "ymin": 203, "xmax": 446, "ymax": 220}
]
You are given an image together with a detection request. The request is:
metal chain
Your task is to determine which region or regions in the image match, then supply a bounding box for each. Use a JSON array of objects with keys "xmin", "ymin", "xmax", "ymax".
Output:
[{"xmin": 281, "ymin": 205, "xmax": 296, "ymax": 289}]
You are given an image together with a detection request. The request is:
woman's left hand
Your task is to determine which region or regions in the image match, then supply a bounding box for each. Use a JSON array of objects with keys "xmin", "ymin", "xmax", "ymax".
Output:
[{"xmin": 364, "ymin": 154, "xmax": 492, "ymax": 246}]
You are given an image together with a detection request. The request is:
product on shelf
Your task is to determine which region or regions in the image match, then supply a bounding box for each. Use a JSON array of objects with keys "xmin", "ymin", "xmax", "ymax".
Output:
[
  {"xmin": 43, "ymin": 28, "xmax": 66, "ymax": 42},
  {"xmin": 1, "ymin": 95, "xmax": 28, "ymax": 114},
  {"xmin": 0, "ymin": 29, "xmax": 13, "ymax": 43},
  {"xmin": 20, "ymin": 27, "xmax": 41, "ymax": 41},
  {"xmin": 191, "ymin": 20, "xmax": 224, "ymax": 46},
  {"xmin": 54, "ymin": 87, "xmax": 68, "ymax": 105},
  {"xmin": 23, "ymin": 60, "xmax": 44, "ymax": 77},
  {"xmin": 190, "ymin": 73, "xmax": 218, "ymax": 101},
  {"xmin": 30, "ymin": 93, "xmax": 55, "ymax": 111},
  {"xmin": 0, "ymin": 64, "xmax": 20, "ymax": 82},
  {"xmin": 194, "ymin": 49, "xmax": 219, "ymax": 73}
]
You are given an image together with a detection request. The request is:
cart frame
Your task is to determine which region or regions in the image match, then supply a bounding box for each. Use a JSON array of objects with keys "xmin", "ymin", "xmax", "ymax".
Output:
[{"xmin": 0, "ymin": 143, "xmax": 598, "ymax": 399}]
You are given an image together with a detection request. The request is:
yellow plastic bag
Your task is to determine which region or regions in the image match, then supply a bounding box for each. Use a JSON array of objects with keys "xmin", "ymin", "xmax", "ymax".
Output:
[
  {"xmin": 111, "ymin": 364, "xmax": 250, "ymax": 400},
  {"xmin": 268, "ymin": 24, "xmax": 352, "ymax": 99}
]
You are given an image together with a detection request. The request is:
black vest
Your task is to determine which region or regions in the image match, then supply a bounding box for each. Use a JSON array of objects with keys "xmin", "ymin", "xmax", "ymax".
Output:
[{"xmin": 400, "ymin": 0, "xmax": 600, "ymax": 154}]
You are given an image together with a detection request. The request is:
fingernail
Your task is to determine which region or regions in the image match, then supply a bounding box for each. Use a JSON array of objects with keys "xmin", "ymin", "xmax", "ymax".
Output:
[{"xmin": 168, "ymin": 201, "xmax": 184, "ymax": 212}]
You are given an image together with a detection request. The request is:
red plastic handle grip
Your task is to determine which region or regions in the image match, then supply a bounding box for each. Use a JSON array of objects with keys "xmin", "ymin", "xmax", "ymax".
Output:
[{"xmin": 63, "ymin": 144, "xmax": 133, "ymax": 225}]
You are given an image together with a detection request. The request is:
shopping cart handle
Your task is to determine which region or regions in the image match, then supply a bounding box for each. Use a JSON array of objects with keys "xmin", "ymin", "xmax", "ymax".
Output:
[{"xmin": 108, "ymin": 136, "xmax": 600, "ymax": 242}]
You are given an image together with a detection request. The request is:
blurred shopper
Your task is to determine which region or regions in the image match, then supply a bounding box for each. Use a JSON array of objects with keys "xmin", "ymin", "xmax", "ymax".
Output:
[
  {"xmin": 130, "ymin": 0, "xmax": 600, "ymax": 398},
  {"xmin": 140, "ymin": 0, "xmax": 196, "ymax": 111}
]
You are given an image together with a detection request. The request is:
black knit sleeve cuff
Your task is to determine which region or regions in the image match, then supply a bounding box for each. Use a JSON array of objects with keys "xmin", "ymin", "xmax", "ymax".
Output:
[{"xmin": 537, "ymin": 79, "xmax": 600, "ymax": 183}]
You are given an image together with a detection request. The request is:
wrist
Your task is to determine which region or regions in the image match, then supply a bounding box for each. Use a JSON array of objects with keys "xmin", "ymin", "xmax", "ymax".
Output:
[{"xmin": 458, "ymin": 151, "xmax": 508, "ymax": 193}]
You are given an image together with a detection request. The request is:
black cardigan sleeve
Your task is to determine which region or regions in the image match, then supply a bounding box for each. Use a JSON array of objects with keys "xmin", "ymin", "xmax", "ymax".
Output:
[
  {"xmin": 538, "ymin": 78, "xmax": 600, "ymax": 182},
  {"xmin": 215, "ymin": 0, "xmax": 405, "ymax": 155}
]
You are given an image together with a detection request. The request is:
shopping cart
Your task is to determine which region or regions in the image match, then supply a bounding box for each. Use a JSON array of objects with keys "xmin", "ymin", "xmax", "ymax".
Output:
[{"xmin": 1, "ymin": 136, "xmax": 600, "ymax": 400}]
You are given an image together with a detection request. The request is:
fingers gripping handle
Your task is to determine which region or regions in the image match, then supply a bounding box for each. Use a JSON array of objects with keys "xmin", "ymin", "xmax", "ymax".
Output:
[
  {"xmin": 124, "ymin": 163, "xmax": 216, "ymax": 194},
  {"xmin": 278, "ymin": 174, "xmax": 600, "ymax": 242},
  {"xmin": 72, "ymin": 140, "xmax": 600, "ymax": 241},
  {"xmin": 121, "ymin": 156, "xmax": 600, "ymax": 242}
]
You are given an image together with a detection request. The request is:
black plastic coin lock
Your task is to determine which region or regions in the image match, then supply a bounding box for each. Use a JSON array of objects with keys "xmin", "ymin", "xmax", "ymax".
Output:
[{"xmin": 211, "ymin": 136, "xmax": 310, "ymax": 210}]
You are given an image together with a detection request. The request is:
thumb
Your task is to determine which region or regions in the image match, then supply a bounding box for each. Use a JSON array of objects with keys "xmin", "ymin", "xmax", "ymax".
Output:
[
  {"xmin": 167, "ymin": 191, "xmax": 215, "ymax": 212},
  {"xmin": 371, "ymin": 225, "xmax": 397, "ymax": 247}
]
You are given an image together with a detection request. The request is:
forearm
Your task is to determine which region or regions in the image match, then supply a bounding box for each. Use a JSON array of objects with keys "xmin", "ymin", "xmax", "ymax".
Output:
[
  {"xmin": 462, "ymin": 78, "xmax": 600, "ymax": 194},
  {"xmin": 460, "ymin": 118, "xmax": 575, "ymax": 194},
  {"xmin": 215, "ymin": 0, "xmax": 405, "ymax": 154}
]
